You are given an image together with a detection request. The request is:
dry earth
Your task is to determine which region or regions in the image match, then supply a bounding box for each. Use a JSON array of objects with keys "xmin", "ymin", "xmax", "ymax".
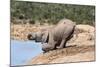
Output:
[{"xmin": 11, "ymin": 24, "xmax": 95, "ymax": 65}]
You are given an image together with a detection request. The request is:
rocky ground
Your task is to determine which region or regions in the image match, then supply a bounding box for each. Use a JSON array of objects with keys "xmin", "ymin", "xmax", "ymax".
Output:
[{"xmin": 11, "ymin": 24, "xmax": 95, "ymax": 65}]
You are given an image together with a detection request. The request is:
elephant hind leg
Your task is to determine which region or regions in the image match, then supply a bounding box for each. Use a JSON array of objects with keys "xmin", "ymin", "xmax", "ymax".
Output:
[
  {"xmin": 57, "ymin": 33, "xmax": 74, "ymax": 49},
  {"xmin": 57, "ymin": 38, "xmax": 67, "ymax": 49}
]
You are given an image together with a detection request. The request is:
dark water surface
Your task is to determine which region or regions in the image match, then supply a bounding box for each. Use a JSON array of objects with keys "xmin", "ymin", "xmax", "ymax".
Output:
[{"xmin": 11, "ymin": 40, "xmax": 43, "ymax": 66}]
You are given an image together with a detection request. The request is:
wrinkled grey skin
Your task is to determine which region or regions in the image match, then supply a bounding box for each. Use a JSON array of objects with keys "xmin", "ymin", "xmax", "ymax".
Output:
[{"xmin": 27, "ymin": 19, "xmax": 76, "ymax": 52}]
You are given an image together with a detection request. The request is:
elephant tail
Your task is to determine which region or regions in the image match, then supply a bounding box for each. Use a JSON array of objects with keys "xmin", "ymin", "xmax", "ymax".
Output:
[
  {"xmin": 73, "ymin": 25, "xmax": 79, "ymax": 39},
  {"xmin": 69, "ymin": 23, "xmax": 79, "ymax": 42}
]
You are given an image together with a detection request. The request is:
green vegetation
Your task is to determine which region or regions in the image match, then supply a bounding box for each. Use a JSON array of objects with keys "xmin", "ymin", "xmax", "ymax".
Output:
[{"xmin": 11, "ymin": 0, "xmax": 95, "ymax": 25}]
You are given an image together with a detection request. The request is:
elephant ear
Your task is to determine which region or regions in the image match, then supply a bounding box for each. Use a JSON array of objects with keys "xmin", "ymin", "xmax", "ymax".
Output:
[{"xmin": 41, "ymin": 31, "xmax": 49, "ymax": 44}]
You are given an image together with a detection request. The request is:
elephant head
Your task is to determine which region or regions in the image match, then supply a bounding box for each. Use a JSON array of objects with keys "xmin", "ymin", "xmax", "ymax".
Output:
[{"xmin": 27, "ymin": 31, "xmax": 49, "ymax": 43}]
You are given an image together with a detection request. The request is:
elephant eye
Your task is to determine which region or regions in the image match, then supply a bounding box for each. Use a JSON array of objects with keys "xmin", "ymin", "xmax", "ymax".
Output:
[{"xmin": 64, "ymin": 22, "xmax": 66, "ymax": 24}]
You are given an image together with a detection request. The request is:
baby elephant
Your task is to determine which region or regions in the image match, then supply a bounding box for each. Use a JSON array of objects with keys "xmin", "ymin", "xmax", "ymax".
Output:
[{"xmin": 27, "ymin": 19, "xmax": 76, "ymax": 52}]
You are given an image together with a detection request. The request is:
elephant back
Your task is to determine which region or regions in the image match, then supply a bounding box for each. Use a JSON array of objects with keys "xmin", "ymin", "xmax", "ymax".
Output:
[
  {"xmin": 58, "ymin": 19, "xmax": 75, "ymax": 26},
  {"xmin": 53, "ymin": 19, "xmax": 76, "ymax": 41}
]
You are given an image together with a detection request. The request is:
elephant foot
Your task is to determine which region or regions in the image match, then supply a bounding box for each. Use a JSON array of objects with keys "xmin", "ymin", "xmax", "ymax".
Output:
[
  {"xmin": 56, "ymin": 45, "xmax": 66, "ymax": 49},
  {"xmin": 56, "ymin": 46, "xmax": 63, "ymax": 49},
  {"xmin": 43, "ymin": 50, "xmax": 47, "ymax": 53},
  {"xmin": 42, "ymin": 44, "xmax": 55, "ymax": 52},
  {"xmin": 42, "ymin": 47, "xmax": 54, "ymax": 52}
]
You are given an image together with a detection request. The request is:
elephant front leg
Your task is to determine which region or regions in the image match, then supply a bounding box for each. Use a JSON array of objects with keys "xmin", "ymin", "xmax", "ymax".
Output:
[{"xmin": 42, "ymin": 32, "xmax": 57, "ymax": 52}]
